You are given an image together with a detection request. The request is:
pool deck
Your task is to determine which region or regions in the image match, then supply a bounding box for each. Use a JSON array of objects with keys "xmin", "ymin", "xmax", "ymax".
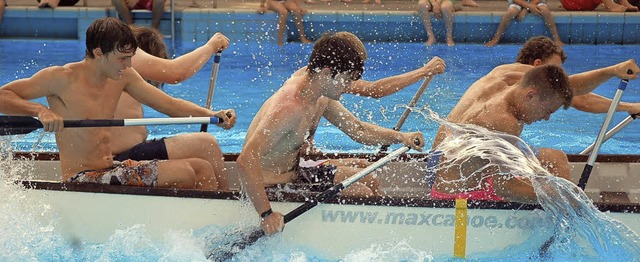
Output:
[{"xmin": 2, "ymin": 0, "xmax": 640, "ymax": 45}]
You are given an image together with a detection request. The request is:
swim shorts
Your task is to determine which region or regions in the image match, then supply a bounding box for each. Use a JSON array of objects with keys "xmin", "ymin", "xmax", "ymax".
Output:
[
  {"xmin": 36, "ymin": 0, "xmax": 79, "ymax": 6},
  {"xmin": 507, "ymin": 0, "xmax": 547, "ymax": 11},
  {"xmin": 67, "ymin": 159, "xmax": 159, "ymax": 186},
  {"xmin": 113, "ymin": 138, "xmax": 169, "ymax": 162},
  {"xmin": 127, "ymin": 0, "xmax": 153, "ymax": 11},
  {"xmin": 294, "ymin": 160, "xmax": 337, "ymax": 191},
  {"xmin": 559, "ymin": 0, "xmax": 602, "ymax": 10}
]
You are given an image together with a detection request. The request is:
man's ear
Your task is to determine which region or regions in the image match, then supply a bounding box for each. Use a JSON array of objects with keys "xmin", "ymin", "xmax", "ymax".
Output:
[
  {"xmin": 525, "ymin": 89, "xmax": 537, "ymax": 100},
  {"xmin": 93, "ymin": 47, "xmax": 103, "ymax": 58},
  {"xmin": 532, "ymin": 59, "xmax": 543, "ymax": 66}
]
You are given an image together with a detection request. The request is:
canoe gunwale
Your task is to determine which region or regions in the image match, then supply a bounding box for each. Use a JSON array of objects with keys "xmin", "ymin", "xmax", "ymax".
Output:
[{"xmin": 19, "ymin": 180, "xmax": 640, "ymax": 213}]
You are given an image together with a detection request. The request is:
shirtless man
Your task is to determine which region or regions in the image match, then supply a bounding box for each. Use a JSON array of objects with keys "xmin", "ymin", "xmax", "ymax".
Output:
[
  {"xmin": 112, "ymin": 26, "xmax": 236, "ymax": 190},
  {"xmin": 237, "ymin": 32, "xmax": 425, "ymax": 235},
  {"xmin": 430, "ymin": 38, "xmax": 639, "ymax": 203},
  {"xmin": 0, "ymin": 17, "xmax": 233, "ymax": 189}
]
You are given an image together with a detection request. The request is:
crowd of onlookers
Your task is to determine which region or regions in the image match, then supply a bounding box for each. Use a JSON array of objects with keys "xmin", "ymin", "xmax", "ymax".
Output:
[{"xmin": 0, "ymin": 0, "xmax": 638, "ymax": 46}]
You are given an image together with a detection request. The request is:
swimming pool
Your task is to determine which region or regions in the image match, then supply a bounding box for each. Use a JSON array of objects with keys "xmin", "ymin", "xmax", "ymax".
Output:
[{"xmin": 1, "ymin": 40, "xmax": 639, "ymax": 155}]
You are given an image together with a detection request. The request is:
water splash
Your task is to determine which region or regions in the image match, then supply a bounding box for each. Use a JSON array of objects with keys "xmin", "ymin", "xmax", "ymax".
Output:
[{"xmin": 418, "ymin": 107, "xmax": 640, "ymax": 259}]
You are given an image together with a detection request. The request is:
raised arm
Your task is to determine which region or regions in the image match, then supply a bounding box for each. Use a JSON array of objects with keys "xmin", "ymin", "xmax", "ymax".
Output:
[
  {"xmin": 0, "ymin": 67, "xmax": 66, "ymax": 131},
  {"xmin": 132, "ymin": 33, "xmax": 230, "ymax": 84},
  {"xmin": 569, "ymin": 59, "xmax": 639, "ymax": 96},
  {"xmin": 123, "ymin": 68, "xmax": 236, "ymax": 129},
  {"xmin": 346, "ymin": 57, "xmax": 446, "ymax": 98},
  {"xmin": 323, "ymin": 99, "xmax": 424, "ymax": 150},
  {"xmin": 572, "ymin": 92, "xmax": 640, "ymax": 114}
]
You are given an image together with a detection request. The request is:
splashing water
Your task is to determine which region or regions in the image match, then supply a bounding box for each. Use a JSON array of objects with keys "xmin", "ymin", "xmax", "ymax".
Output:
[{"xmin": 419, "ymin": 108, "xmax": 640, "ymax": 260}]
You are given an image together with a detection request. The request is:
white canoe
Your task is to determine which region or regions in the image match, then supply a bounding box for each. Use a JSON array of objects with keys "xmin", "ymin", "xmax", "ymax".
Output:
[{"xmin": 12, "ymin": 152, "xmax": 640, "ymax": 259}]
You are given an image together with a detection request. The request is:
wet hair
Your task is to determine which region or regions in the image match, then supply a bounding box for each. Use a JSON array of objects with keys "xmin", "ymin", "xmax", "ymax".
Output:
[
  {"xmin": 520, "ymin": 64, "xmax": 573, "ymax": 109},
  {"xmin": 85, "ymin": 17, "xmax": 138, "ymax": 59},
  {"xmin": 307, "ymin": 32, "xmax": 367, "ymax": 81},
  {"xmin": 131, "ymin": 26, "xmax": 168, "ymax": 59},
  {"xmin": 516, "ymin": 36, "xmax": 567, "ymax": 65}
]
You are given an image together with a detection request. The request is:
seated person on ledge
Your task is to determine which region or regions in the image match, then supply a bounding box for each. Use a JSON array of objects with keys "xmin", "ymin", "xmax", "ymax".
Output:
[
  {"xmin": 112, "ymin": 0, "xmax": 167, "ymax": 29},
  {"xmin": 111, "ymin": 26, "xmax": 236, "ymax": 190},
  {"xmin": 0, "ymin": 17, "xmax": 232, "ymax": 190},
  {"xmin": 37, "ymin": 0, "xmax": 79, "ymax": 8},
  {"xmin": 237, "ymin": 32, "xmax": 425, "ymax": 235}
]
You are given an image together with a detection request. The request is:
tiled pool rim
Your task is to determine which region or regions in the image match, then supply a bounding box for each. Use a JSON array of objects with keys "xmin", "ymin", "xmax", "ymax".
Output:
[{"xmin": 1, "ymin": 7, "xmax": 639, "ymax": 49}]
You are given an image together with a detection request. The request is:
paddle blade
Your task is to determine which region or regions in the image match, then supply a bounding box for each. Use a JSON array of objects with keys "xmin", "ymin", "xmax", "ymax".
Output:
[
  {"xmin": 0, "ymin": 116, "xmax": 43, "ymax": 135},
  {"xmin": 206, "ymin": 229, "xmax": 265, "ymax": 261}
]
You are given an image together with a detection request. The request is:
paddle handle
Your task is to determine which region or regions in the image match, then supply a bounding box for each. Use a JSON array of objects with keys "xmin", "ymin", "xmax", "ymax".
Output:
[
  {"xmin": 379, "ymin": 74, "xmax": 434, "ymax": 153},
  {"xmin": 201, "ymin": 52, "xmax": 223, "ymax": 132},
  {"xmin": 580, "ymin": 113, "xmax": 637, "ymax": 155},
  {"xmin": 578, "ymin": 70, "xmax": 632, "ymax": 190}
]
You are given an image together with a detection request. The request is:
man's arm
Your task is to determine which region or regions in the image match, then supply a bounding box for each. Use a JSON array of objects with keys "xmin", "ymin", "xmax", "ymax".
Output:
[
  {"xmin": 572, "ymin": 92, "xmax": 640, "ymax": 114},
  {"xmin": 346, "ymin": 57, "xmax": 446, "ymax": 98},
  {"xmin": 236, "ymin": 111, "xmax": 297, "ymax": 235},
  {"xmin": 132, "ymin": 33, "xmax": 230, "ymax": 84},
  {"xmin": 123, "ymin": 68, "xmax": 236, "ymax": 129},
  {"xmin": 323, "ymin": 99, "xmax": 424, "ymax": 150},
  {"xmin": 569, "ymin": 59, "xmax": 639, "ymax": 96},
  {"xmin": 0, "ymin": 67, "xmax": 65, "ymax": 131}
]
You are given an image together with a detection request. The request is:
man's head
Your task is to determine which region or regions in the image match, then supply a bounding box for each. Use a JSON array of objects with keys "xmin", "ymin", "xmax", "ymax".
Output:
[
  {"xmin": 307, "ymin": 32, "xmax": 367, "ymax": 98},
  {"xmin": 516, "ymin": 36, "xmax": 567, "ymax": 67},
  {"xmin": 517, "ymin": 64, "xmax": 573, "ymax": 124},
  {"xmin": 85, "ymin": 17, "xmax": 137, "ymax": 59},
  {"xmin": 131, "ymin": 25, "xmax": 168, "ymax": 87},
  {"xmin": 131, "ymin": 26, "xmax": 168, "ymax": 59}
]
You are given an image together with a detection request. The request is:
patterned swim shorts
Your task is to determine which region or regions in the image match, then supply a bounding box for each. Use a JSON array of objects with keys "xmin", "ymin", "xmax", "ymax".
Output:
[{"xmin": 66, "ymin": 159, "xmax": 159, "ymax": 186}]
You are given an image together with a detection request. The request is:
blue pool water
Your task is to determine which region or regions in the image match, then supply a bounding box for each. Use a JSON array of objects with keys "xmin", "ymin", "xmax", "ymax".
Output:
[{"xmin": 1, "ymin": 40, "xmax": 640, "ymax": 154}]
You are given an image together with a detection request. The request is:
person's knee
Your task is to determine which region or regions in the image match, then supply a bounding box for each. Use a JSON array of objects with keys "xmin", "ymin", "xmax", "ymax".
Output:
[{"xmin": 158, "ymin": 161, "xmax": 197, "ymax": 188}]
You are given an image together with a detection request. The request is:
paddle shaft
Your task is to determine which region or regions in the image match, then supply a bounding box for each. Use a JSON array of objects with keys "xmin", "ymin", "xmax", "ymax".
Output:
[
  {"xmin": 208, "ymin": 146, "xmax": 410, "ymax": 260},
  {"xmin": 200, "ymin": 52, "xmax": 222, "ymax": 132},
  {"xmin": 580, "ymin": 114, "xmax": 637, "ymax": 154},
  {"xmin": 578, "ymin": 72, "xmax": 631, "ymax": 190},
  {"xmin": 379, "ymin": 74, "xmax": 435, "ymax": 153},
  {"xmin": 0, "ymin": 116, "xmax": 222, "ymax": 136}
]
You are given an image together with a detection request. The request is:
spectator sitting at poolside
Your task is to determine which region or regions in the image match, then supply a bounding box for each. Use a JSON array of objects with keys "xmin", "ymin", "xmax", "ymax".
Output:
[
  {"xmin": 0, "ymin": 0, "xmax": 5, "ymax": 22},
  {"xmin": 485, "ymin": 0, "xmax": 564, "ymax": 47},
  {"xmin": 37, "ymin": 0, "xmax": 79, "ymax": 8},
  {"xmin": 112, "ymin": 0, "xmax": 167, "ymax": 29},
  {"xmin": 111, "ymin": 26, "xmax": 236, "ymax": 190},
  {"xmin": 430, "ymin": 36, "xmax": 640, "ymax": 203},
  {"xmin": 418, "ymin": 0, "xmax": 456, "ymax": 46},
  {"xmin": 257, "ymin": 0, "xmax": 312, "ymax": 46},
  {"xmin": 0, "ymin": 17, "xmax": 233, "ymax": 190},
  {"xmin": 237, "ymin": 32, "xmax": 425, "ymax": 235},
  {"xmin": 559, "ymin": 0, "xmax": 638, "ymax": 11}
]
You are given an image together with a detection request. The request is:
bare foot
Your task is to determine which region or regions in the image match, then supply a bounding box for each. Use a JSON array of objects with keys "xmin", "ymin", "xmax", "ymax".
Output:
[
  {"xmin": 485, "ymin": 39, "xmax": 499, "ymax": 47},
  {"xmin": 188, "ymin": 0, "xmax": 202, "ymax": 7},
  {"xmin": 622, "ymin": 3, "xmax": 639, "ymax": 11},
  {"xmin": 604, "ymin": 2, "xmax": 627, "ymax": 12},
  {"xmin": 462, "ymin": 0, "xmax": 479, "ymax": 7},
  {"xmin": 425, "ymin": 36, "xmax": 436, "ymax": 46},
  {"xmin": 447, "ymin": 38, "xmax": 455, "ymax": 46}
]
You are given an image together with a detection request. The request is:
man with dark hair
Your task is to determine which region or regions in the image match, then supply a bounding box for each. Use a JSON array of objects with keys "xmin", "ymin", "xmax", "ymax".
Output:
[
  {"xmin": 0, "ymin": 17, "xmax": 232, "ymax": 190},
  {"xmin": 237, "ymin": 32, "xmax": 425, "ymax": 235},
  {"xmin": 430, "ymin": 36, "xmax": 639, "ymax": 203}
]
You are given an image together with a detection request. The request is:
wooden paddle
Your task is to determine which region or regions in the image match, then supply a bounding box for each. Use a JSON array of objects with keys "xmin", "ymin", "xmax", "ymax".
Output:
[
  {"xmin": 578, "ymin": 70, "xmax": 633, "ymax": 190},
  {"xmin": 0, "ymin": 116, "xmax": 222, "ymax": 136},
  {"xmin": 379, "ymin": 73, "xmax": 435, "ymax": 153},
  {"xmin": 207, "ymin": 145, "xmax": 412, "ymax": 261},
  {"xmin": 580, "ymin": 113, "xmax": 637, "ymax": 154},
  {"xmin": 200, "ymin": 51, "xmax": 222, "ymax": 132}
]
